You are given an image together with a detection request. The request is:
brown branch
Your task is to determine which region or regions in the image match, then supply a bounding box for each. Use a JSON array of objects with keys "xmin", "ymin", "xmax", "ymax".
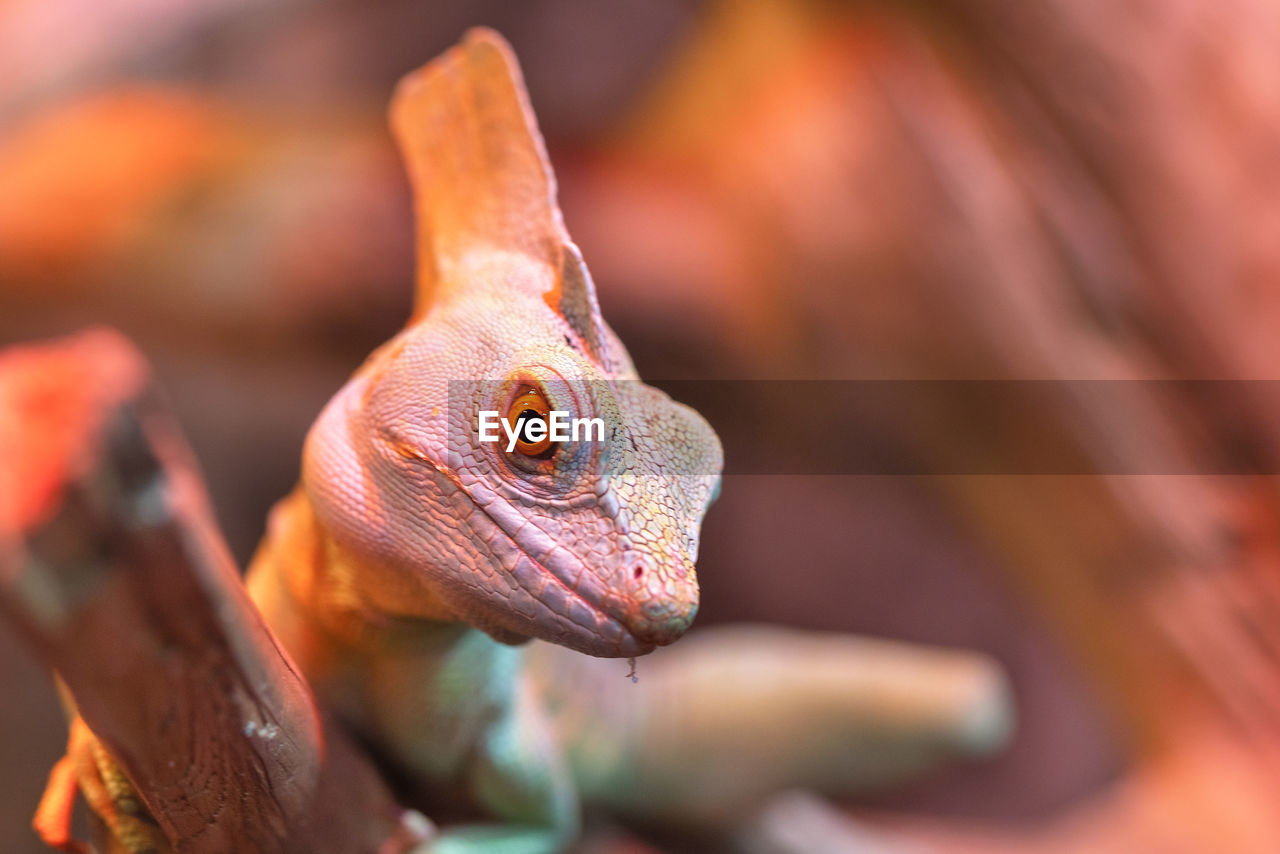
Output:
[{"xmin": 0, "ymin": 328, "xmax": 424, "ymax": 854}]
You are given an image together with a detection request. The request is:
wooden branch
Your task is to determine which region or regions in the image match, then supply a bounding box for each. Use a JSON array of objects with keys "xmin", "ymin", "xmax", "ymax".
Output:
[{"xmin": 0, "ymin": 328, "xmax": 425, "ymax": 854}]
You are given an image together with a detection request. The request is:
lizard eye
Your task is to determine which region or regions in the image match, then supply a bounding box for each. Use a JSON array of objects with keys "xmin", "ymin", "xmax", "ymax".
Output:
[{"xmin": 505, "ymin": 387, "xmax": 555, "ymax": 457}]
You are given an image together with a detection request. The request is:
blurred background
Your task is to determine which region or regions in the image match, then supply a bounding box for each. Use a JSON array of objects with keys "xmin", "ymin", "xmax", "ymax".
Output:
[{"xmin": 5, "ymin": 0, "xmax": 1280, "ymax": 851}]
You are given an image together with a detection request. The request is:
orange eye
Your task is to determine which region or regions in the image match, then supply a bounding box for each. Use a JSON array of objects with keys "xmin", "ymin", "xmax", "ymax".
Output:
[{"xmin": 506, "ymin": 387, "xmax": 554, "ymax": 456}]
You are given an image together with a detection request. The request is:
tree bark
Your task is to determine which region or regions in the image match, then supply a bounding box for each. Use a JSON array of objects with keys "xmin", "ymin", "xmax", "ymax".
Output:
[{"xmin": 0, "ymin": 328, "xmax": 421, "ymax": 854}]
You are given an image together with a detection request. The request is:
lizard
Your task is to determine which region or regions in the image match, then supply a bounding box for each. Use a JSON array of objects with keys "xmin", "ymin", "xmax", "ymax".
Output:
[
  {"xmin": 246, "ymin": 28, "xmax": 1012, "ymax": 853},
  {"xmin": 242, "ymin": 27, "xmax": 723, "ymax": 854},
  {"xmin": 35, "ymin": 28, "xmax": 1012, "ymax": 854}
]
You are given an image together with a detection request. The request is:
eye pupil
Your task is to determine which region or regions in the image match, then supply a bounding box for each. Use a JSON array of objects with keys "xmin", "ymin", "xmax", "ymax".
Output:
[
  {"xmin": 515, "ymin": 409, "xmax": 544, "ymax": 442},
  {"xmin": 506, "ymin": 387, "xmax": 556, "ymax": 457}
]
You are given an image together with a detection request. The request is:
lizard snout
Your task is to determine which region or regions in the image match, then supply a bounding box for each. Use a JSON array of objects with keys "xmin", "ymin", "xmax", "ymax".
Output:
[{"xmin": 616, "ymin": 556, "xmax": 699, "ymax": 647}]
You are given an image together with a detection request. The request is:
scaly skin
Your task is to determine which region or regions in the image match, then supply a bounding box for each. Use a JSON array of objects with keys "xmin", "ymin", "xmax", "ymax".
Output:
[{"xmin": 246, "ymin": 28, "xmax": 721, "ymax": 854}]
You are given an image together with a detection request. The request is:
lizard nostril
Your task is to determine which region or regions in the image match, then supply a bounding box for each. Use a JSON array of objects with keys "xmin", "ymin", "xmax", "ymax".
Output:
[{"xmin": 633, "ymin": 565, "xmax": 644, "ymax": 580}]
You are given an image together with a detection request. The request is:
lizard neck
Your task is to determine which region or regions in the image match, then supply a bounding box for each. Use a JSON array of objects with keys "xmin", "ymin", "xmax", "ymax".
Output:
[
  {"xmin": 246, "ymin": 489, "xmax": 527, "ymax": 786},
  {"xmin": 248, "ymin": 487, "xmax": 461, "ymax": 654}
]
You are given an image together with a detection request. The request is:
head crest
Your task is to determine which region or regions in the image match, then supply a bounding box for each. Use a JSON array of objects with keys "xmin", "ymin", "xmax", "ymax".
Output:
[{"xmin": 390, "ymin": 28, "xmax": 606, "ymax": 358}]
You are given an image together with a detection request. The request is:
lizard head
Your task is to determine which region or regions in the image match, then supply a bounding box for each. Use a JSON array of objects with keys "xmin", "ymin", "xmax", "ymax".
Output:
[{"xmin": 301, "ymin": 29, "xmax": 722, "ymax": 658}]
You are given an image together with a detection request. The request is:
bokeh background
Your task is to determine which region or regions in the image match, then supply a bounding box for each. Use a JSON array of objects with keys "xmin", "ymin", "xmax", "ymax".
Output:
[{"xmin": 5, "ymin": 0, "xmax": 1280, "ymax": 851}]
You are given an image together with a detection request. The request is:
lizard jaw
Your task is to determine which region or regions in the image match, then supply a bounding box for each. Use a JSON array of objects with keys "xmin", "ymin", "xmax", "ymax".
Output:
[
  {"xmin": 506, "ymin": 542, "xmax": 655, "ymax": 658},
  {"xmin": 458, "ymin": 482, "xmax": 656, "ymax": 657}
]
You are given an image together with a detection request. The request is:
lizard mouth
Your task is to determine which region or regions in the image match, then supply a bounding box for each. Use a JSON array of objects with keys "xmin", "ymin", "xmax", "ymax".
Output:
[
  {"xmin": 509, "ymin": 541, "xmax": 654, "ymax": 658},
  {"xmin": 460, "ymin": 483, "xmax": 655, "ymax": 658}
]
